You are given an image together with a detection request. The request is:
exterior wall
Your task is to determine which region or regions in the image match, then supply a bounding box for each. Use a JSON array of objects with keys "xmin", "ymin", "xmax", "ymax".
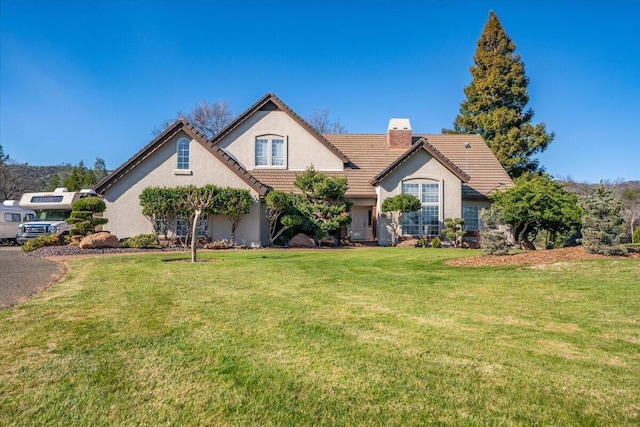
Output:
[
  {"xmin": 217, "ymin": 110, "xmax": 344, "ymax": 172},
  {"xmin": 102, "ymin": 131, "xmax": 263, "ymax": 246},
  {"xmin": 375, "ymin": 150, "xmax": 462, "ymax": 246}
]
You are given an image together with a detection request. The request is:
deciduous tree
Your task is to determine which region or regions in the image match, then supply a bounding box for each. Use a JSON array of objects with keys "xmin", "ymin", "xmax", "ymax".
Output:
[
  {"xmin": 182, "ymin": 185, "xmax": 219, "ymax": 262},
  {"xmin": 443, "ymin": 11, "xmax": 554, "ymax": 178},
  {"xmin": 154, "ymin": 100, "xmax": 233, "ymax": 139},
  {"xmin": 492, "ymin": 174, "xmax": 582, "ymax": 248},
  {"xmin": 621, "ymin": 187, "xmax": 640, "ymax": 243},
  {"xmin": 306, "ymin": 109, "xmax": 347, "ymax": 134},
  {"xmin": 216, "ymin": 187, "xmax": 253, "ymax": 247}
]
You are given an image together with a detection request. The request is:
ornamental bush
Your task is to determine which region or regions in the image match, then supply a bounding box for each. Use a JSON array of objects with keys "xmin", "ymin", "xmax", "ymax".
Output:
[
  {"xmin": 21, "ymin": 234, "xmax": 64, "ymax": 253},
  {"xmin": 120, "ymin": 234, "xmax": 163, "ymax": 249},
  {"xmin": 634, "ymin": 226, "xmax": 640, "ymax": 245}
]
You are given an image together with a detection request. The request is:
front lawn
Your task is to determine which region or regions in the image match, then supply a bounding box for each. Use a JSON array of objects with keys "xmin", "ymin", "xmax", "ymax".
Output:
[{"xmin": 1, "ymin": 248, "xmax": 638, "ymax": 426}]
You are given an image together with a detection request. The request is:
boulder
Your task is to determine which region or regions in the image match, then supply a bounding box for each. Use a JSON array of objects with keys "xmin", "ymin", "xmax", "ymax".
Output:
[
  {"xmin": 397, "ymin": 238, "xmax": 419, "ymax": 247},
  {"xmin": 320, "ymin": 236, "xmax": 337, "ymax": 247},
  {"xmin": 288, "ymin": 233, "xmax": 316, "ymax": 248},
  {"xmin": 79, "ymin": 232, "xmax": 119, "ymax": 249}
]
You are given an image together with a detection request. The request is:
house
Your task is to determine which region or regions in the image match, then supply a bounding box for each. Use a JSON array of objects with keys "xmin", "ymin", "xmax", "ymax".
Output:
[{"xmin": 95, "ymin": 93, "xmax": 513, "ymax": 246}]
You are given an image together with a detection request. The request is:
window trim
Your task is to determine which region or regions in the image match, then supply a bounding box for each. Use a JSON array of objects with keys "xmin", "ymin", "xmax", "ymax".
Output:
[{"xmin": 254, "ymin": 134, "xmax": 287, "ymax": 168}]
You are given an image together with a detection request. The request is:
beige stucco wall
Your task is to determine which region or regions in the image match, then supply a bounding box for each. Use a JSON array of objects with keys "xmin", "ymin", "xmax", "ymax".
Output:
[
  {"xmin": 102, "ymin": 131, "xmax": 264, "ymax": 246},
  {"xmin": 217, "ymin": 110, "xmax": 344, "ymax": 171},
  {"xmin": 376, "ymin": 150, "xmax": 463, "ymax": 246}
]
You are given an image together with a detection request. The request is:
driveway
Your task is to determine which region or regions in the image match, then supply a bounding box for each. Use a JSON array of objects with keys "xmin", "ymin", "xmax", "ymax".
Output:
[{"xmin": 0, "ymin": 247, "xmax": 66, "ymax": 309}]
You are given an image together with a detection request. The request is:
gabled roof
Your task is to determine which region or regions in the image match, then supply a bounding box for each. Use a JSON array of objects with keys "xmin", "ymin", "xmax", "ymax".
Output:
[
  {"xmin": 324, "ymin": 133, "xmax": 512, "ymax": 200},
  {"xmin": 370, "ymin": 138, "xmax": 470, "ymax": 186},
  {"xmin": 209, "ymin": 92, "xmax": 350, "ymax": 164},
  {"xmin": 94, "ymin": 119, "xmax": 270, "ymax": 196}
]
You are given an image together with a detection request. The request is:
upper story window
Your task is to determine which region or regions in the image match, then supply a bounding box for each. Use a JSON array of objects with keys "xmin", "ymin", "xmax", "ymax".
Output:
[
  {"xmin": 177, "ymin": 138, "xmax": 190, "ymax": 170},
  {"xmin": 255, "ymin": 135, "xmax": 285, "ymax": 167},
  {"xmin": 401, "ymin": 179, "xmax": 440, "ymax": 236}
]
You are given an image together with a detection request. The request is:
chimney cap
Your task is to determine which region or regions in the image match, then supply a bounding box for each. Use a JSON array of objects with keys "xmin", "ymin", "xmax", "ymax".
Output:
[{"xmin": 388, "ymin": 118, "xmax": 411, "ymax": 131}]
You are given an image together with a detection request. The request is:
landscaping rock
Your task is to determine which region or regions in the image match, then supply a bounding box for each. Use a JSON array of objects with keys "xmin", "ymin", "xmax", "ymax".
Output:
[
  {"xmin": 320, "ymin": 236, "xmax": 337, "ymax": 247},
  {"xmin": 289, "ymin": 233, "xmax": 316, "ymax": 248},
  {"xmin": 397, "ymin": 238, "xmax": 419, "ymax": 247},
  {"xmin": 79, "ymin": 232, "xmax": 119, "ymax": 249}
]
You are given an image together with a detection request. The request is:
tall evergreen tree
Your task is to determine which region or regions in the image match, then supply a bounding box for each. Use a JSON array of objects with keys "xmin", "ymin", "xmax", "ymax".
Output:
[{"xmin": 444, "ymin": 11, "xmax": 554, "ymax": 178}]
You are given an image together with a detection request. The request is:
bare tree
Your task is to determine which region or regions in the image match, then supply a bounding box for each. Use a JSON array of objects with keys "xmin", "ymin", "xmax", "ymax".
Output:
[
  {"xmin": 153, "ymin": 100, "xmax": 233, "ymax": 139},
  {"xmin": 182, "ymin": 185, "xmax": 219, "ymax": 263},
  {"xmin": 306, "ymin": 109, "xmax": 347, "ymax": 134},
  {"xmin": 0, "ymin": 145, "xmax": 28, "ymax": 201}
]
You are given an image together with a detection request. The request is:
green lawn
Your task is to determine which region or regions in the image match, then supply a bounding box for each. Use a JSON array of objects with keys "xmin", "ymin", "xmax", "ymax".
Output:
[{"xmin": 1, "ymin": 248, "xmax": 638, "ymax": 426}]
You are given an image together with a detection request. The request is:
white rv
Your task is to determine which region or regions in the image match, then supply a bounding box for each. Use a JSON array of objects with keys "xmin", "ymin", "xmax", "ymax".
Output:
[
  {"xmin": 0, "ymin": 201, "xmax": 36, "ymax": 244},
  {"xmin": 16, "ymin": 188, "xmax": 98, "ymax": 245}
]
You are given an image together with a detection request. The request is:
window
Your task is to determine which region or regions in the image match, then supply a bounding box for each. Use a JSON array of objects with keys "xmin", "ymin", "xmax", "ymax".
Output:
[
  {"xmin": 175, "ymin": 216, "xmax": 207, "ymax": 237},
  {"xmin": 177, "ymin": 138, "xmax": 190, "ymax": 170},
  {"xmin": 4, "ymin": 213, "xmax": 21, "ymax": 222},
  {"xmin": 401, "ymin": 180, "xmax": 440, "ymax": 236},
  {"xmin": 255, "ymin": 135, "xmax": 285, "ymax": 167},
  {"xmin": 463, "ymin": 206, "xmax": 480, "ymax": 231}
]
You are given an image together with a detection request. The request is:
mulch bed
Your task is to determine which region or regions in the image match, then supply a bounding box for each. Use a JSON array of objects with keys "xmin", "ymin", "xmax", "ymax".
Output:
[{"xmin": 445, "ymin": 246, "xmax": 638, "ymax": 267}]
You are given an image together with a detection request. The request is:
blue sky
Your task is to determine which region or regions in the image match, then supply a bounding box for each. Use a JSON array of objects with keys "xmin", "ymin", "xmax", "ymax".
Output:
[{"xmin": 1, "ymin": 0, "xmax": 638, "ymax": 183}]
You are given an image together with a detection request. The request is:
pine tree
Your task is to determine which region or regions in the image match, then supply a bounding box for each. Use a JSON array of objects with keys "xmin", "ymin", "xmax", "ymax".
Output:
[
  {"xmin": 580, "ymin": 185, "xmax": 627, "ymax": 255},
  {"xmin": 444, "ymin": 11, "xmax": 554, "ymax": 178}
]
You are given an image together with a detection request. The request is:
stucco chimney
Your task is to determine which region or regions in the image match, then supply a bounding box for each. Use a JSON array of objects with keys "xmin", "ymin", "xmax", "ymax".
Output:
[{"xmin": 387, "ymin": 118, "xmax": 412, "ymax": 149}]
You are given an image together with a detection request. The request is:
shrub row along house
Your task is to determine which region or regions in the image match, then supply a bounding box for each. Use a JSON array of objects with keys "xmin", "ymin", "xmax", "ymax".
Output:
[{"xmin": 95, "ymin": 93, "xmax": 513, "ymax": 246}]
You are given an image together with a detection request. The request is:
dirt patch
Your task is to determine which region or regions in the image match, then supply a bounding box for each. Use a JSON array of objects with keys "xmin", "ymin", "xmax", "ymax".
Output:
[{"xmin": 444, "ymin": 246, "xmax": 638, "ymax": 268}]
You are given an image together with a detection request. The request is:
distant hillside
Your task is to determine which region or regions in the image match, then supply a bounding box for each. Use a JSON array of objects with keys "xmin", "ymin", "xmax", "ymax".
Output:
[
  {"xmin": 559, "ymin": 179, "xmax": 640, "ymax": 196},
  {"xmin": 1, "ymin": 164, "xmax": 74, "ymax": 201}
]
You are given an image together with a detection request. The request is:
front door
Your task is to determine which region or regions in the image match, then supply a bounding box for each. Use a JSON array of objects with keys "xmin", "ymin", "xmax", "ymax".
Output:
[{"xmin": 351, "ymin": 208, "xmax": 370, "ymax": 241}]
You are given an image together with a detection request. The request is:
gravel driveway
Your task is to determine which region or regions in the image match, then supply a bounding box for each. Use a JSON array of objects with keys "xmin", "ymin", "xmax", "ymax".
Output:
[{"xmin": 0, "ymin": 247, "xmax": 66, "ymax": 309}]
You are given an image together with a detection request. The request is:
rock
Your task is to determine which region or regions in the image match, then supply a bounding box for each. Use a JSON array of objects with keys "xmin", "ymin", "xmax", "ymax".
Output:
[
  {"xmin": 203, "ymin": 240, "xmax": 229, "ymax": 250},
  {"xmin": 320, "ymin": 236, "xmax": 337, "ymax": 247},
  {"xmin": 397, "ymin": 238, "xmax": 419, "ymax": 247},
  {"xmin": 521, "ymin": 239, "xmax": 536, "ymax": 250},
  {"xmin": 288, "ymin": 233, "xmax": 316, "ymax": 248},
  {"xmin": 79, "ymin": 232, "xmax": 119, "ymax": 249}
]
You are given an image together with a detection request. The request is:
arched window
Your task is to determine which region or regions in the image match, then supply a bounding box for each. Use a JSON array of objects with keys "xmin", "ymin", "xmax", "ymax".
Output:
[
  {"xmin": 401, "ymin": 179, "xmax": 440, "ymax": 236},
  {"xmin": 255, "ymin": 135, "xmax": 285, "ymax": 167},
  {"xmin": 176, "ymin": 138, "xmax": 190, "ymax": 170}
]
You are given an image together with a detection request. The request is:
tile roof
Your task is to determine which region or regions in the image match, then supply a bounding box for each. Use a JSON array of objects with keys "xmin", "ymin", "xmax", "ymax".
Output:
[
  {"xmin": 251, "ymin": 133, "xmax": 512, "ymax": 200},
  {"xmin": 95, "ymin": 119, "xmax": 269, "ymax": 196},
  {"xmin": 210, "ymin": 93, "xmax": 350, "ymax": 164}
]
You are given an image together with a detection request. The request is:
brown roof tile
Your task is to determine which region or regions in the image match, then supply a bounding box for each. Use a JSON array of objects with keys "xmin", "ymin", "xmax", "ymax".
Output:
[{"xmin": 251, "ymin": 133, "xmax": 512, "ymax": 200}]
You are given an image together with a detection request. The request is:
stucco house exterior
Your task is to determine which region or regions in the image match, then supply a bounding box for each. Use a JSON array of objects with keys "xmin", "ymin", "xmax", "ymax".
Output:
[{"xmin": 95, "ymin": 93, "xmax": 513, "ymax": 246}]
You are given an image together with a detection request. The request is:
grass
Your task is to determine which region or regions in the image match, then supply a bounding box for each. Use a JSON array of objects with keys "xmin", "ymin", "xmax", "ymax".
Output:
[{"xmin": 1, "ymin": 248, "xmax": 639, "ymax": 426}]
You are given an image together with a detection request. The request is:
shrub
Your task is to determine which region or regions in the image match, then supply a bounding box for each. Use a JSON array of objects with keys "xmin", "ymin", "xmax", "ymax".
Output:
[
  {"xmin": 431, "ymin": 237, "xmax": 441, "ymax": 248},
  {"xmin": 633, "ymin": 226, "xmax": 640, "ymax": 244},
  {"xmin": 418, "ymin": 237, "xmax": 428, "ymax": 248},
  {"xmin": 480, "ymin": 231, "xmax": 509, "ymax": 256},
  {"xmin": 67, "ymin": 196, "xmax": 108, "ymax": 237},
  {"xmin": 580, "ymin": 186, "xmax": 627, "ymax": 255},
  {"xmin": 442, "ymin": 217, "xmax": 465, "ymax": 247},
  {"xmin": 120, "ymin": 234, "xmax": 163, "ymax": 249},
  {"xmin": 22, "ymin": 234, "xmax": 64, "ymax": 253}
]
